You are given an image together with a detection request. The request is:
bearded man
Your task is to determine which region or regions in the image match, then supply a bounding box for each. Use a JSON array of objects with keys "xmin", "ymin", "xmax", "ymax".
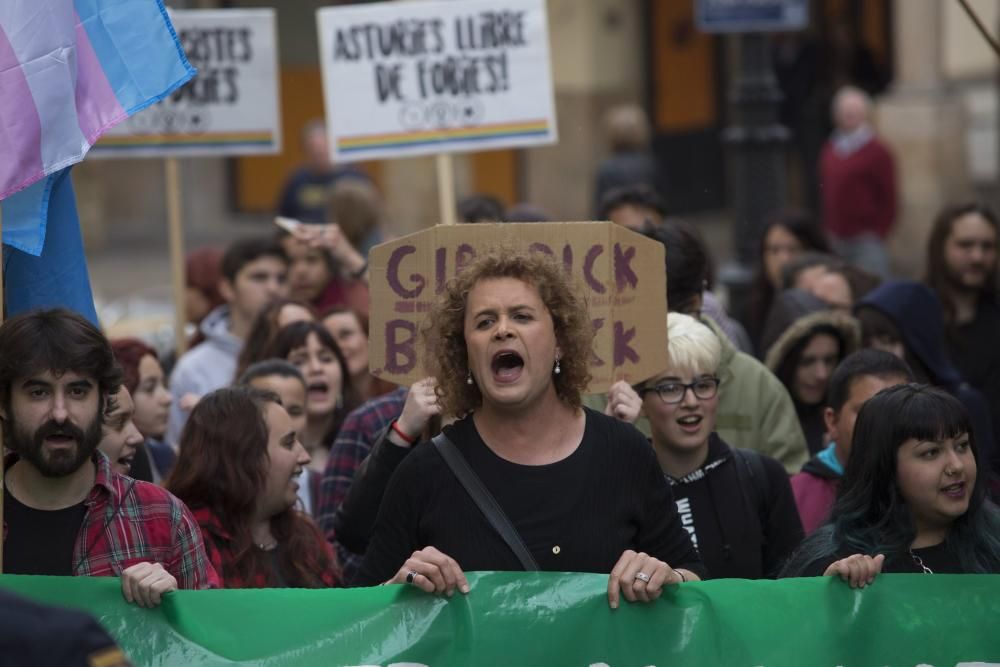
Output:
[
  {"xmin": 925, "ymin": 202, "xmax": 1000, "ymax": 443},
  {"xmin": 0, "ymin": 309, "xmax": 217, "ymax": 605}
]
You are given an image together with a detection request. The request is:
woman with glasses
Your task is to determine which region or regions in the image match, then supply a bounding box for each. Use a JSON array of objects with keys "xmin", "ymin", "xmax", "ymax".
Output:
[{"xmin": 635, "ymin": 312, "xmax": 805, "ymax": 578}]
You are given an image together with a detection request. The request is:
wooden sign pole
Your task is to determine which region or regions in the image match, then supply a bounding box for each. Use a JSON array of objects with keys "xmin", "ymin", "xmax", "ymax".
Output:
[
  {"xmin": 165, "ymin": 158, "xmax": 188, "ymax": 360},
  {"xmin": 436, "ymin": 153, "xmax": 457, "ymax": 226}
]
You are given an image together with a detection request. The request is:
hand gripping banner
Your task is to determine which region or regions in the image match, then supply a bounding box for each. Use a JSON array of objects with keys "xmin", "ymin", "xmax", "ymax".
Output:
[{"xmin": 1, "ymin": 571, "xmax": 999, "ymax": 666}]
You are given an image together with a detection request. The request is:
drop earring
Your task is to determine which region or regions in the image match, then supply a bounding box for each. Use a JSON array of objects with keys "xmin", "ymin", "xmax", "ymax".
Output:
[
  {"xmin": 554, "ymin": 359, "xmax": 561, "ymax": 375},
  {"xmin": 467, "ymin": 370, "xmax": 474, "ymax": 385}
]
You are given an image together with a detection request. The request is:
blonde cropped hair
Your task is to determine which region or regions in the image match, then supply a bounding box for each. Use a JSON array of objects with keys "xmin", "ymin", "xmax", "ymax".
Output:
[{"xmin": 666, "ymin": 312, "xmax": 721, "ymax": 376}]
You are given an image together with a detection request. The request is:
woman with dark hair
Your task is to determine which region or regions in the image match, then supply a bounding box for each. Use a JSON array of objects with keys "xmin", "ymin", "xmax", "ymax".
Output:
[
  {"xmin": 111, "ymin": 338, "xmax": 176, "ymax": 481},
  {"xmin": 762, "ymin": 290, "xmax": 861, "ymax": 454},
  {"xmin": 781, "ymin": 384, "xmax": 1000, "ymax": 585},
  {"xmin": 321, "ymin": 306, "xmax": 395, "ymax": 401},
  {"xmin": 233, "ymin": 297, "xmax": 315, "ymax": 381},
  {"xmin": 264, "ymin": 321, "xmax": 358, "ymax": 473},
  {"xmin": 238, "ymin": 360, "xmax": 320, "ymax": 518},
  {"xmin": 167, "ymin": 386, "xmax": 338, "ymax": 588},
  {"xmin": 356, "ymin": 249, "xmax": 704, "ymax": 607},
  {"xmin": 743, "ymin": 211, "xmax": 831, "ymax": 354}
]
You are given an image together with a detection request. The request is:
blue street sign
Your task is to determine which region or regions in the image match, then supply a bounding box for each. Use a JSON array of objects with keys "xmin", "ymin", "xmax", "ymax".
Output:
[{"xmin": 695, "ymin": 0, "xmax": 809, "ymax": 33}]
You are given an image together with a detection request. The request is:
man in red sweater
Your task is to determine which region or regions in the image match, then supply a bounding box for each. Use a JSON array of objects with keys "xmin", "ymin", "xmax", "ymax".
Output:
[{"xmin": 819, "ymin": 86, "xmax": 896, "ymax": 279}]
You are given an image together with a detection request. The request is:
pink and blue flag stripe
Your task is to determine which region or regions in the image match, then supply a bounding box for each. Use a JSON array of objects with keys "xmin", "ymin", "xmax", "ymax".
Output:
[
  {"xmin": 1, "ymin": 0, "xmax": 193, "ymax": 324},
  {"xmin": 0, "ymin": 0, "xmax": 194, "ymax": 254}
]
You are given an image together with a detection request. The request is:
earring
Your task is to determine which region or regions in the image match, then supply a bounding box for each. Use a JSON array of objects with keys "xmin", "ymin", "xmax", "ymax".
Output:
[
  {"xmin": 554, "ymin": 359, "xmax": 561, "ymax": 375},
  {"xmin": 467, "ymin": 370, "xmax": 474, "ymax": 385}
]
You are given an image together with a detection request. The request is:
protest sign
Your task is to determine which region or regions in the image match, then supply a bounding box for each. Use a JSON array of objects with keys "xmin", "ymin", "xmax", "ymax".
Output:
[
  {"xmin": 93, "ymin": 9, "xmax": 281, "ymax": 157},
  {"xmin": 316, "ymin": 0, "xmax": 558, "ymax": 162},
  {"xmin": 2, "ymin": 572, "xmax": 999, "ymax": 666},
  {"xmin": 368, "ymin": 222, "xmax": 668, "ymax": 392}
]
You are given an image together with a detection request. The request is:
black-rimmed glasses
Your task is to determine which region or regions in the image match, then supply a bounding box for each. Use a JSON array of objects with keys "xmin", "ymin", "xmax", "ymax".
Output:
[{"xmin": 639, "ymin": 377, "xmax": 721, "ymax": 404}]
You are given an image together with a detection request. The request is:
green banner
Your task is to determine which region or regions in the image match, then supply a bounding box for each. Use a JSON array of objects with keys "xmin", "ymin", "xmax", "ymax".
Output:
[{"xmin": 2, "ymin": 572, "xmax": 999, "ymax": 666}]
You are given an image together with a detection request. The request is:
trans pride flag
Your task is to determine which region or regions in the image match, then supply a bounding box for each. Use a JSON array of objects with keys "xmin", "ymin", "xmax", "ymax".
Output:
[{"xmin": 0, "ymin": 0, "xmax": 194, "ymax": 320}]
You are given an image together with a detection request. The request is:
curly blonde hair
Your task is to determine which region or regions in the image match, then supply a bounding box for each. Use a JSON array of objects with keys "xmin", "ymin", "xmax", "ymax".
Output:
[{"xmin": 424, "ymin": 248, "xmax": 593, "ymax": 417}]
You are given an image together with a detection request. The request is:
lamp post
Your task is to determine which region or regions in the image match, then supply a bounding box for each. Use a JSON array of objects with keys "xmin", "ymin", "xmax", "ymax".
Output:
[{"xmin": 719, "ymin": 32, "xmax": 789, "ymax": 317}]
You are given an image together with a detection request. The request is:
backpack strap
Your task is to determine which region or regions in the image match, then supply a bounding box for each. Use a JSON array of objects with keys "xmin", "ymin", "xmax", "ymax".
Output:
[
  {"xmin": 432, "ymin": 432, "xmax": 540, "ymax": 571},
  {"xmin": 732, "ymin": 448, "xmax": 770, "ymax": 532}
]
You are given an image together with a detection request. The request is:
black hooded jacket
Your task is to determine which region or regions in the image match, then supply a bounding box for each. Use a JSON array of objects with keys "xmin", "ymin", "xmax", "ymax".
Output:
[
  {"xmin": 666, "ymin": 434, "xmax": 805, "ymax": 579},
  {"xmin": 857, "ymin": 281, "xmax": 999, "ymax": 478}
]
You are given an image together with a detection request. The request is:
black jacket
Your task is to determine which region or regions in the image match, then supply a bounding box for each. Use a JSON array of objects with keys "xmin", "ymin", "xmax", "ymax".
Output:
[
  {"xmin": 666, "ymin": 434, "xmax": 805, "ymax": 579},
  {"xmin": 857, "ymin": 281, "xmax": 999, "ymax": 478}
]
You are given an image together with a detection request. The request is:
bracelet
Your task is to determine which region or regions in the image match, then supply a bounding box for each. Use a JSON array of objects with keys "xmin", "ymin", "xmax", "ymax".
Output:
[
  {"xmin": 390, "ymin": 420, "xmax": 418, "ymax": 445},
  {"xmin": 350, "ymin": 260, "xmax": 369, "ymax": 280}
]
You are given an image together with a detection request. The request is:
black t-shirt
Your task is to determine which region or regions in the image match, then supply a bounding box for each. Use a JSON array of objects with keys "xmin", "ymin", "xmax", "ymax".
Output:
[
  {"xmin": 799, "ymin": 541, "xmax": 965, "ymax": 576},
  {"xmin": 4, "ymin": 485, "xmax": 86, "ymax": 576},
  {"xmin": 948, "ymin": 300, "xmax": 1000, "ymax": 440},
  {"xmin": 354, "ymin": 408, "xmax": 704, "ymax": 585}
]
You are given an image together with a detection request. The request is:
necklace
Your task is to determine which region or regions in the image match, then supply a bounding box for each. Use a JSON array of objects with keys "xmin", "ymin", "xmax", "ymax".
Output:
[
  {"xmin": 255, "ymin": 540, "xmax": 278, "ymax": 551},
  {"xmin": 910, "ymin": 549, "xmax": 933, "ymax": 574}
]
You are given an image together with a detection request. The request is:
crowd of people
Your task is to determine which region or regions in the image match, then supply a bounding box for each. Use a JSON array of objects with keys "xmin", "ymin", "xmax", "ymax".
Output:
[{"xmin": 2, "ymin": 93, "xmax": 1000, "ymax": 621}]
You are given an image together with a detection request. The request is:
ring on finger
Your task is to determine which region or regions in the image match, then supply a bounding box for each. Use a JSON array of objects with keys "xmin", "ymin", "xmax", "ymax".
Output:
[
  {"xmin": 405, "ymin": 570, "xmax": 418, "ymax": 584},
  {"xmin": 634, "ymin": 572, "xmax": 651, "ymax": 583}
]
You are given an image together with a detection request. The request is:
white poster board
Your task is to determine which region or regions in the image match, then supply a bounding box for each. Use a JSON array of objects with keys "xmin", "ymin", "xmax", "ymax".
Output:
[
  {"xmin": 316, "ymin": 0, "xmax": 558, "ymax": 162},
  {"xmin": 92, "ymin": 9, "xmax": 281, "ymax": 157}
]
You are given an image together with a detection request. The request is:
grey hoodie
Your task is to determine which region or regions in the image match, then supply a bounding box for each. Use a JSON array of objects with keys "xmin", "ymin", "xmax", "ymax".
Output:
[{"xmin": 166, "ymin": 305, "xmax": 242, "ymax": 446}]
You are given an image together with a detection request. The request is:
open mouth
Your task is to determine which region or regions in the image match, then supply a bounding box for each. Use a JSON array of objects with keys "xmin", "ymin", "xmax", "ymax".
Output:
[
  {"xmin": 307, "ymin": 381, "xmax": 329, "ymax": 401},
  {"xmin": 491, "ymin": 351, "xmax": 524, "ymax": 382},
  {"xmin": 941, "ymin": 481, "xmax": 966, "ymax": 498},
  {"xmin": 43, "ymin": 434, "xmax": 76, "ymax": 448},
  {"xmin": 118, "ymin": 453, "xmax": 135, "ymax": 473},
  {"xmin": 676, "ymin": 415, "xmax": 703, "ymax": 432}
]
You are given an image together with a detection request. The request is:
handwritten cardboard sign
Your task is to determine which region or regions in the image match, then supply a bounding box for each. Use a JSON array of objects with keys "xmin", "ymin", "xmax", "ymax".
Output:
[
  {"xmin": 316, "ymin": 0, "xmax": 557, "ymax": 162},
  {"xmin": 92, "ymin": 9, "xmax": 281, "ymax": 157},
  {"xmin": 368, "ymin": 222, "xmax": 668, "ymax": 392}
]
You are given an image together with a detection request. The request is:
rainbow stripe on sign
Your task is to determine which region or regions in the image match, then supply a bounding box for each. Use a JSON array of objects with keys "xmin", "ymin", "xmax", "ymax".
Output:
[
  {"xmin": 338, "ymin": 120, "xmax": 551, "ymax": 154},
  {"xmin": 97, "ymin": 131, "xmax": 275, "ymax": 150}
]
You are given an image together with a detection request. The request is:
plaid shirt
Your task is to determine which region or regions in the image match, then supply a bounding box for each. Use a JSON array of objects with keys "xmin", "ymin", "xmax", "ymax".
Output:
[
  {"xmin": 3, "ymin": 453, "xmax": 218, "ymax": 589},
  {"xmin": 192, "ymin": 506, "xmax": 339, "ymax": 588},
  {"xmin": 317, "ymin": 386, "xmax": 407, "ymax": 581}
]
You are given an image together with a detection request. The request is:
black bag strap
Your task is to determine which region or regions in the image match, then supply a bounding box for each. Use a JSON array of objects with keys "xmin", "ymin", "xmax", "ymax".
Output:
[
  {"xmin": 732, "ymin": 448, "xmax": 770, "ymax": 531},
  {"xmin": 432, "ymin": 432, "xmax": 540, "ymax": 571}
]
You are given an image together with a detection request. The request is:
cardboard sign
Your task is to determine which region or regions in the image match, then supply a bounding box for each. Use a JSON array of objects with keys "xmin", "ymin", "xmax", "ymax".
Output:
[
  {"xmin": 92, "ymin": 9, "xmax": 281, "ymax": 157},
  {"xmin": 368, "ymin": 222, "xmax": 668, "ymax": 392},
  {"xmin": 316, "ymin": 0, "xmax": 558, "ymax": 162}
]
